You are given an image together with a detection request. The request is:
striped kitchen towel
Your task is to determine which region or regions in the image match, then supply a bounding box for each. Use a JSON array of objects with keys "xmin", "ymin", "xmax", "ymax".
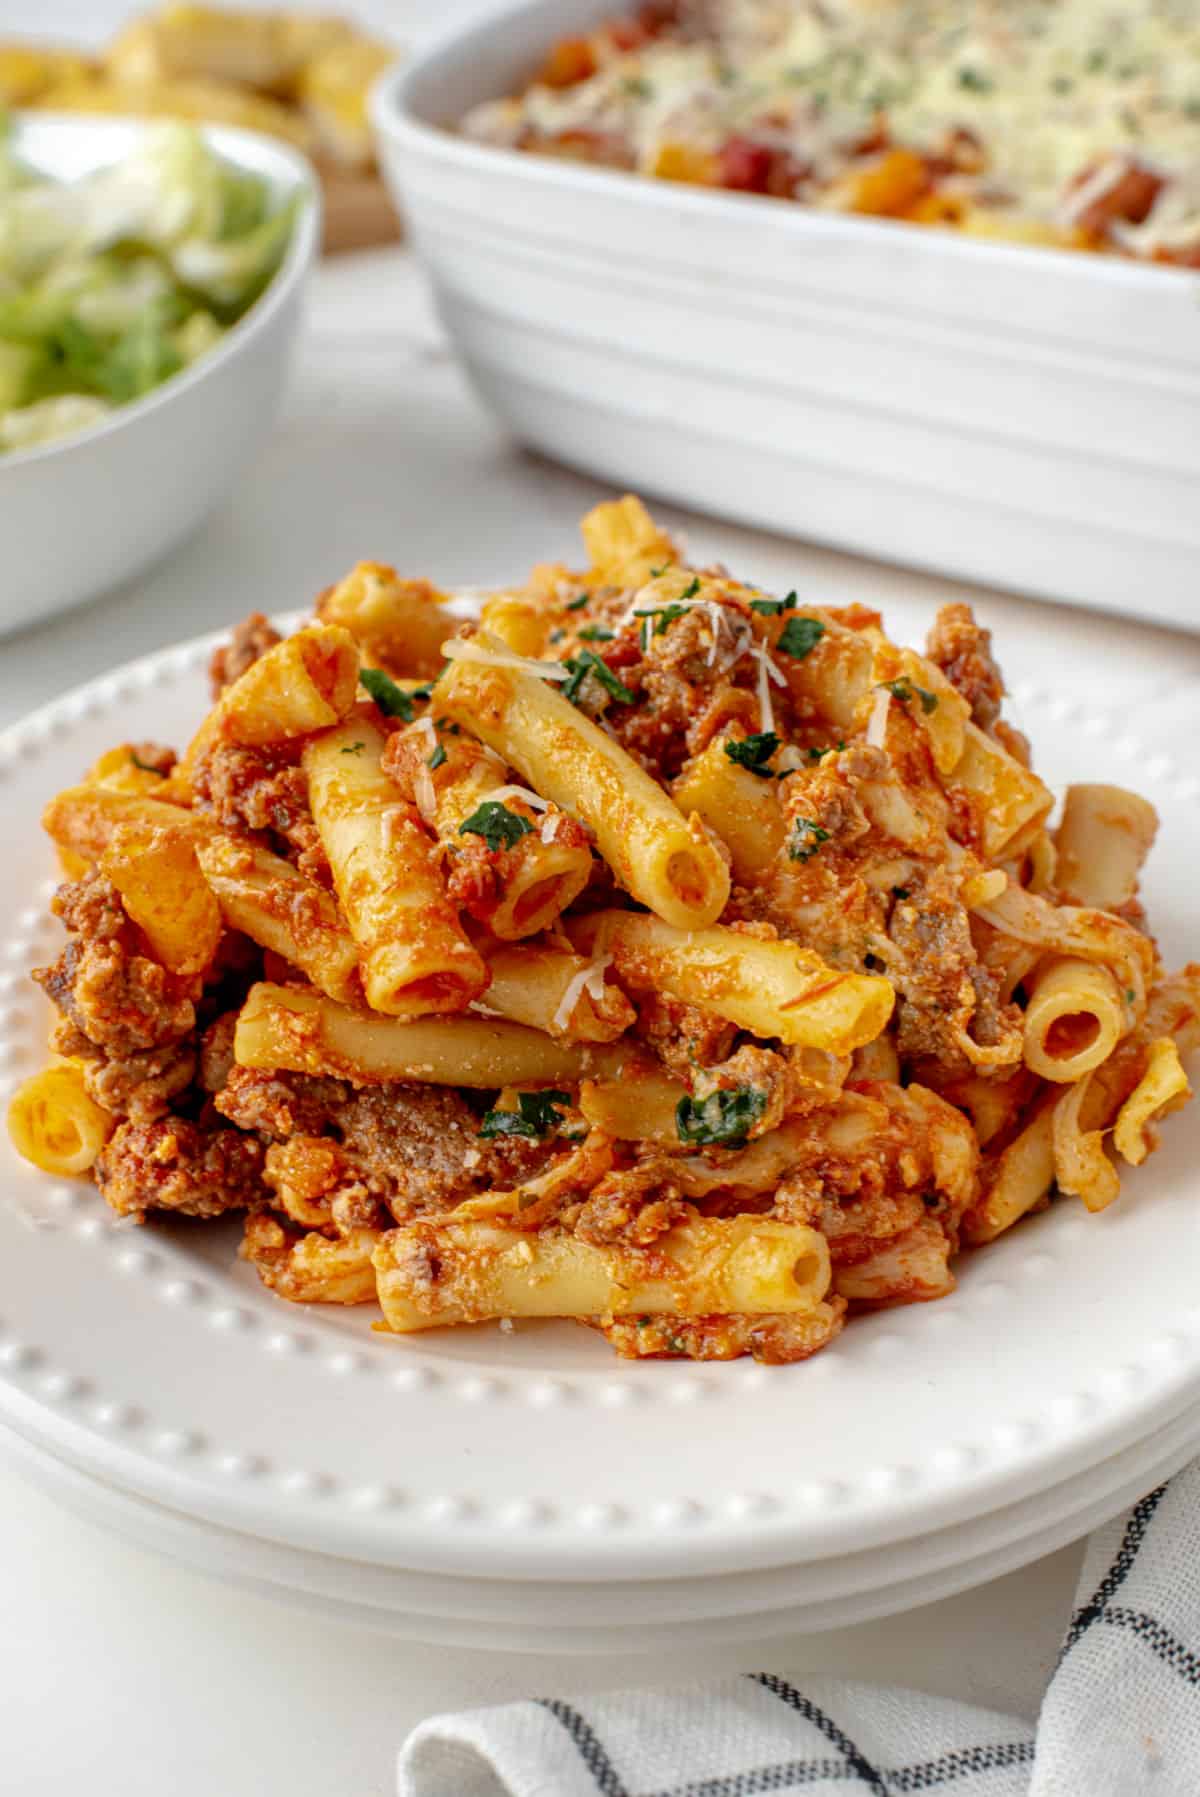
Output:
[{"xmin": 398, "ymin": 1460, "xmax": 1200, "ymax": 1797}]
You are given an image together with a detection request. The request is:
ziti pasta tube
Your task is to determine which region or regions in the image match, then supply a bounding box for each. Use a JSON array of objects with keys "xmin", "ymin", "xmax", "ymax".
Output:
[
  {"xmin": 373, "ymin": 1216, "xmax": 831, "ymax": 1331},
  {"xmin": 577, "ymin": 910, "xmax": 893, "ymax": 1053},
  {"xmin": 437, "ymin": 644, "xmax": 730, "ymax": 930},
  {"xmin": 304, "ymin": 719, "xmax": 488, "ymax": 1016},
  {"xmin": 234, "ymin": 983, "xmax": 628, "ymax": 1087}
]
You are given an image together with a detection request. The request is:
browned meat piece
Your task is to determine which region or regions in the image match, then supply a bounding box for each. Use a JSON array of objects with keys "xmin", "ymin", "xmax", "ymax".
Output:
[
  {"xmin": 199, "ymin": 1012, "xmax": 239, "ymax": 1094},
  {"xmin": 632, "ymin": 992, "xmax": 736, "ymax": 1079},
  {"xmin": 53, "ymin": 873, "xmax": 127, "ymax": 942},
  {"xmin": 216, "ymin": 1068, "xmax": 552, "ymax": 1218},
  {"xmin": 96, "ymin": 1117, "xmax": 267, "ymax": 1220},
  {"xmin": 192, "ymin": 742, "xmax": 327, "ymax": 881},
  {"xmin": 83, "ymin": 1042, "xmax": 196, "ymax": 1122},
  {"xmin": 208, "ymin": 612, "xmax": 282, "ymax": 699},
  {"xmin": 216, "ymin": 1065, "xmax": 352, "ymax": 1139},
  {"xmin": 925, "ymin": 602, "xmax": 1006, "ymax": 731},
  {"xmin": 37, "ymin": 878, "xmax": 197, "ymax": 1061},
  {"xmin": 335, "ymin": 1085, "xmax": 552, "ymax": 1215},
  {"xmin": 36, "ymin": 935, "xmax": 195, "ymax": 1057},
  {"xmin": 572, "ymin": 1161, "xmax": 690, "ymax": 1247}
]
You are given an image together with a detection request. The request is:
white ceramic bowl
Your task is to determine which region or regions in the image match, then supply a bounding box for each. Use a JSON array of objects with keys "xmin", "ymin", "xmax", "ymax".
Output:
[
  {"xmin": 373, "ymin": 0, "xmax": 1200, "ymax": 628},
  {"xmin": 0, "ymin": 116, "xmax": 319, "ymax": 635}
]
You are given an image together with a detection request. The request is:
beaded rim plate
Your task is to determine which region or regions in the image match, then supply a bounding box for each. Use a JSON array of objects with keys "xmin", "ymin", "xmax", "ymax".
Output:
[{"xmin": 1, "ymin": 624, "xmax": 1199, "ymax": 1581}]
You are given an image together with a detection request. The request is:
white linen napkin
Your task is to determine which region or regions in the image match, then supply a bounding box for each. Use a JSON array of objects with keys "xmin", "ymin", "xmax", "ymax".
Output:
[{"xmin": 398, "ymin": 1460, "xmax": 1200, "ymax": 1797}]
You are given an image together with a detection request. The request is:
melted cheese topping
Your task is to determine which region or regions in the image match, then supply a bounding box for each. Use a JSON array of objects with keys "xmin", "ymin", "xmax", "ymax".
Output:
[{"xmin": 465, "ymin": 0, "xmax": 1200, "ymax": 257}]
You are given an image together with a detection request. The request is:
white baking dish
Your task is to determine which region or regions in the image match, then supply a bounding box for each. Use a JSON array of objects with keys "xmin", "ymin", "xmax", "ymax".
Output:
[{"xmin": 373, "ymin": 0, "xmax": 1200, "ymax": 627}]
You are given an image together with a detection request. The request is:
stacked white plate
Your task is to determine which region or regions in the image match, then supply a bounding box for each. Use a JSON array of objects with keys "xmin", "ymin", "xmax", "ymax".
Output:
[{"xmin": 2, "ymin": 627, "xmax": 1199, "ymax": 1651}]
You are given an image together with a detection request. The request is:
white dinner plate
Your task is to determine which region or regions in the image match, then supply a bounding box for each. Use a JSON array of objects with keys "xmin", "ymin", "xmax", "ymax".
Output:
[
  {"xmin": 4, "ymin": 1399, "xmax": 1197, "ymax": 1650},
  {"xmin": 1, "ymin": 625, "xmax": 1199, "ymax": 1583}
]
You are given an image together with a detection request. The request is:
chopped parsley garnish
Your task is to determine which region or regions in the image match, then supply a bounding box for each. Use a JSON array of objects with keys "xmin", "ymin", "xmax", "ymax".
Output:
[
  {"xmin": 129, "ymin": 752, "xmax": 165, "ymax": 776},
  {"xmin": 892, "ymin": 886, "xmax": 910, "ymax": 901},
  {"xmin": 675, "ymin": 1086, "xmax": 768, "ymax": 1148},
  {"xmin": 749, "ymin": 590, "xmax": 798, "ymax": 617},
  {"xmin": 634, "ymin": 602, "xmax": 689, "ymax": 648},
  {"xmin": 724, "ymin": 732, "xmax": 781, "ymax": 777},
  {"xmin": 648, "ymin": 563, "xmax": 670, "ymax": 578},
  {"xmin": 408, "ymin": 671, "xmax": 443, "ymax": 702},
  {"xmin": 878, "ymin": 677, "xmax": 938, "ymax": 714},
  {"xmin": 479, "ymin": 1090, "xmax": 571, "ymax": 1140},
  {"xmin": 807, "ymin": 741, "xmax": 844, "ymax": 761},
  {"xmin": 458, "ymin": 801, "xmax": 534, "ymax": 852},
  {"xmin": 679, "ymin": 575, "xmax": 701, "ymax": 600},
  {"xmin": 789, "ymin": 817, "xmax": 831, "ymax": 862},
  {"xmin": 577, "ymin": 625, "xmax": 614, "ymax": 642},
  {"xmin": 566, "ymin": 592, "xmax": 591, "ymax": 611},
  {"xmin": 622, "ymin": 75, "xmax": 653, "ymax": 99},
  {"xmin": 1125, "ymin": 987, "xmax": 1136, "ymax": 1004},
  {"xmin": 776, "ymin": 616, "xmax": 826, "ymax": 660},
  {"xmin": 549, "ymin": 628, "xmax": 566, "ymax": 644},
  {"xmin": 340, "ymin": 740, "xmax": 366, "ymax": 756},
  {"xmin": 957, "ymin": 66, "xmax": 992, "ymax": 91},
  {"xmin": 360, "ymin": 666, "xmax": 415, "ymax": 721},
  {"xmin": 562, "ymin": 649, "xmax": 635, "ymax": 707},
  {"xmin": 428, "ymin": 742, "xmax": 447, "ymax": 771}
]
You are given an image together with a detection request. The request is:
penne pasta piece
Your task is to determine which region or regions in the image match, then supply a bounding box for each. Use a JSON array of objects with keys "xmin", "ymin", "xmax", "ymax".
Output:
[
  {"xmin": 580, "ymin": 494, "xmax": 677, "ymax": 587},
  {"xmin": 951, "ymin": 722, "xmax": 1054, "ymax": 858},
  {"xmin": 99, "ymin": 821, "xmax": 222, "ymax": 977},
  {"xmin": 964, "ymin": 1099, "xmax": 1056, "ymax": 1245},
  {"xmin": 234, "ymin": 982, "xmax": 627, "ymax": 1087},
  {"xmin": 477, "ymin": 594, "xmax": 551, "ymax": 659},
  {"xmin": 177, "ymin": 624, "xmax": 360, "ymax": 787},
  {"xmin": 374, "ymin": 1215, "xmax": 831, "ymax": 1330},
  {"xmin": 437, "ymin": 651, "xmax": 730, "ymax": 930},
  {"xmin": 304, "ymin": 719, "xmax": 488, "ymax": 1016},
  {"xmin": 480, "ymin": 942, "xmax": 635, "ymax": 1042},
  {"xmin": 416, "ymin": 728, "xmax": 592, "ymax": 941},
  {"xmin": 194, "ymin": 834, "xmax": 361, "ymax": 1004},
  {"xmin": 1022, "ymin": 955, "xmax": 1126, "ymax": 1082},
  {"xmin": 672, "ymin": 739, "xmax": 785, "ymax": 882},
  {"xmin": 318, "ymin": 562, "xmax": 452, "ymax": 677},
  {"xmin": 578, "ymin": 910, "xmax": 893, "ymax": 1053},
  {"xmin": 7, "ymin": 1061, "xmax": 114, "ymax": 1177},
  {"xmin": 43, "ymin": 783, "xmax": 213, "ymax": 861},
  {"xmin": 579, "ymin": 1064, "xmax": 689, "ymax": 1143},
  {"xmin": 1054, "ymin": 784, "xmax": 1158, "ymax": 911}
]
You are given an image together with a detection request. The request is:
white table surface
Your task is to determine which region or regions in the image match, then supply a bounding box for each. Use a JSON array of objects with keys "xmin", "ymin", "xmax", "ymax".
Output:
[{"xmin": 4, "ymin": 154, "xmax": 1200, "ymax": 1797}]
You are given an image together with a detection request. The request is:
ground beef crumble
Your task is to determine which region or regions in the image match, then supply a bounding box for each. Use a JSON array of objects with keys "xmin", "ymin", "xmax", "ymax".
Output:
[
  {"xmin": 96, "ymin": 1117, "xmax": 267, "ymax": 1220},
  {"xmin": 208, "ymin": 612, "xmax": 282, "ymax": 699}
]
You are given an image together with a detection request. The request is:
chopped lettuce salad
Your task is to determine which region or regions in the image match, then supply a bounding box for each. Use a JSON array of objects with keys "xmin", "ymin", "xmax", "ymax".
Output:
[{"xmin": 0, "ymin": 121, "xmax": 297, "ymax": 454}]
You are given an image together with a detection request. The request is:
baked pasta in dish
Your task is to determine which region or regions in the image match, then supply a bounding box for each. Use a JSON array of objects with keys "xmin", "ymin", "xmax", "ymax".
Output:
[
  {"xmin": 9, "ymin": 497, "xmax": 1200, "ymax": 1362},
  {"xmin": 462, "ymin": 0, "xmax": 1200, "ymax": 266}
]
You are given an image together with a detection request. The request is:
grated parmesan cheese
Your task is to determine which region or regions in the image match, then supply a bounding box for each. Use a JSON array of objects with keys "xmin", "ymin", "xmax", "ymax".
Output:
[
  {"xmin": 442, "ymin": 633, "xmax": 573, "ymax": 680},
  {"xmin": 866, "ymin": 686, "xmax": 892, "ymax": 749},
  {"xmin": 541, "ymin": 811, "xmax": 563, "ymax": 844},
  {"xmin": 486, "ymin": 784, "xmax": 551, "ymax": 812},
  {"xmin": 750, "ymin": 642, "xmax": 786, "ymax": 734},
  {"xmin": 551, "ymin": 954, "xmax": 612, "ymax": 1034}
]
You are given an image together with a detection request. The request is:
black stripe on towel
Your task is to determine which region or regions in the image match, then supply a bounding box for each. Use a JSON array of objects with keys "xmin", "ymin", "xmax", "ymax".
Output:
[
  {"xmin": 537, "ymin": 1698, "xmax": 632, "ymax": 1796},
  {"xmin": 647, "ymin": 1734, "xmax": 1034, "ymax": 1796},
  {"xmin": 1060, "ymin": 1483, "xmax": 1168, "ymax": 1663},
  {"xmin": 750, "ymin": 1675, "xmax": 889, "ymax": 1794},
  {"xmin": 1096, "ymin": 1607, "xmax": 1200, "ymax": 1688}
]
